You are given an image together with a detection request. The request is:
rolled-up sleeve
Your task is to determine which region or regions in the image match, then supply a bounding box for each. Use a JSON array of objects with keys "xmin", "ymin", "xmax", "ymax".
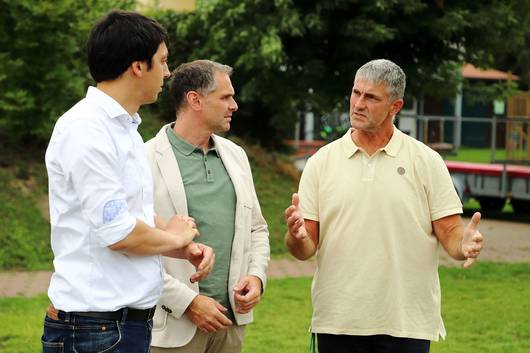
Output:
[{"xmin": 59, "ymin": 120, "xmax": 136, "ymax": 247}]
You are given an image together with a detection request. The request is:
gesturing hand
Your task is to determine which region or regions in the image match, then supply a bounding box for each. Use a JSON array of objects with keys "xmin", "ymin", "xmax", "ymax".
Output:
[
  {"xmin": 185, "ymin": 295, "xmax": 232, "ymax": 333},
  {"xmin": 166, "ymin": 215, "xmax": 199, "ymax": 247},
  {"xmin": 233, "ymin": 275, "xmax": 262, "ymax": 314},
  {"xmin": 284, "ymin": 193, "xmax": 309, "ymax": 240},
  {"xmin": 183, "ymin": 243, "xmax": 215, "ymax": 283},
  {"xmin": 461, "ymin": 212, "xmax": 484, "ymax": 268}
]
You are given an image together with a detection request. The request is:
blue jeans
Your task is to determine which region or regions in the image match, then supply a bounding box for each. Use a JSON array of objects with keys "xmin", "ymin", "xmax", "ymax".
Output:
[{"xmin": 41, "ymin": 312, "xmax": 153, "ymax": 353}]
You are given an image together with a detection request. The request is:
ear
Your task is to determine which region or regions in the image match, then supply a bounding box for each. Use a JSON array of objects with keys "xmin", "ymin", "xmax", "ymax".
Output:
[
  {"xmin": 391, "ymin": 98, "xmax": 404, "ymax": 116},
  {"xmin": 186, "ymin": 91, "xmax": 202, "ymax": 111},
  {"xmin": 130, "ymin": 60, "xmax": 145, "ymax": 78}
]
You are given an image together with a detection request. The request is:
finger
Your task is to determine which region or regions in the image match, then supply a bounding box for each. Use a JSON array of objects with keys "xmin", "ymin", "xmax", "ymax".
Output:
[
  {"xmin": 188, "ymin": 243, "xmax": 202, "ymax": 256},
  {"xmin": 214, "ymin": 301, "xmax": 228, "ymax": 312},
  {"xmin": 286, "ymin": 213, "xmax": 299, "ymax": 227},
  {"xmin": 469, "ymin": 212, "xmax": 481, "ymax": 230},
  {"xmin": 463, "ymin": 257, "xmax": 475, "ymax": 269},
  {"xmin": 190, "ymin": 260, "xmax": 214, "ymax": 282},
  {"xmin": 472, "ymin": 231, "xmax": 484, "ymax": 243},
  {"xmin": 284, "ymin": 205, "xmax": 295, "ymax": 217},
  {"xmin": 236, "ymin": 299, "xmax": 259, "ymax": 313},
  {"xmin": 234, "ymin": 278, "xmax": 249, "ymax": 293},
  {"xmin": 196, "ymin": 246, "xmax": 214, "ymax": 270},
  {"xmin": 292, "ymin": 193, "xmax": 300, "ymax": 208}
]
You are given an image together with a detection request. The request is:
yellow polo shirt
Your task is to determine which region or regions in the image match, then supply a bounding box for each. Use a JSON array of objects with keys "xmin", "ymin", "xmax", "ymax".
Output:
[{"xmin": 299, "ymin": 127, "xmax": 462, "ymax": 341}]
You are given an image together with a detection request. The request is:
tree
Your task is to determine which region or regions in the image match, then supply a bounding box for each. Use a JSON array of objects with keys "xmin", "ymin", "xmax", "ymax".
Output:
[
  {"xmin": 0, "ymin": 0, "xmax": 134, "ymax": 143},
  {"xmin": 152, "ymin": 0, "xmax": 530, "ymax": 146}
]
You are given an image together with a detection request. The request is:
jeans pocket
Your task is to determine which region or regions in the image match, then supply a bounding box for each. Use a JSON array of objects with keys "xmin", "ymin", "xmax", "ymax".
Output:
[
  {"xmin": 73, "ymin": 320, "xmax": 121, "ymax": 353},
  {"xmin": 41, "ymin": 338, "xmax": 64, "ymax": 353},
  {"xmin": 42, "ymin": 315, "xmax": 66, "ymax": 353}
]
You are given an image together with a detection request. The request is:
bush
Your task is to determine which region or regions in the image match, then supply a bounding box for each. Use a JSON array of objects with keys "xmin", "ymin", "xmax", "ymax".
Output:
[{"xmin": 0, "ymin": 0, "xmax": 134, "ymax": 143}]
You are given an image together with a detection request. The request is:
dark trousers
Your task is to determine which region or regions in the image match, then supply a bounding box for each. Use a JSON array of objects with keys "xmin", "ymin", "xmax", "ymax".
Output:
[
  {"xmin": 42, "ymin": 313, "xmax": 153, "ymax": 353},
  {"xmin": 317, "ymin": 333, "xmax": 430, "ymax": 353}
]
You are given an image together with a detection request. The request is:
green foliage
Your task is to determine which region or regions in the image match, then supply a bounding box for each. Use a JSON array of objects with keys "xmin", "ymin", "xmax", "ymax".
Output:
[
  {"xmin": 0, "ymin": 136, "xmax": 298, "ymax": 271},
  {"xmin": 150, "ymin": 0, "xmax": 530, "ymax": 146},
  {"xmin": 1, "ymin": 263, "xmax": 529, "ymax": 353},
  {"xmin": 0, "ymin": 168, "xmax": 51, "ymax": 270},
  {"xmin": 0, "ymin": 0, "xmax": 134, "ymax": 142},
  {"xmin": 228, "ymin": 137, "xmax": 299, "ymax": 255}
]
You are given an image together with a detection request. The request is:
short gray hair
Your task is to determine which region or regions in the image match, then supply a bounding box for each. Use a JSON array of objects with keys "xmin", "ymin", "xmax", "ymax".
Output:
[
  {"xmin": 354, "ymin": 59, "xmax": 406, "ymax": 100},
  {"xmin": 170, "ymin": 59, "xmax": 233, "ymax": 113}
]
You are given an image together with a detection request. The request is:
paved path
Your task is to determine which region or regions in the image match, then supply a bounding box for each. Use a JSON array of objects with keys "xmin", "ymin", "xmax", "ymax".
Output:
[
  {"xmin": 0, "ymin": 259, "xmax": 316, "ymax": 297},
  {"xmin": 1, "ymin": 218, "xmax": 528, "ymax": 297}
]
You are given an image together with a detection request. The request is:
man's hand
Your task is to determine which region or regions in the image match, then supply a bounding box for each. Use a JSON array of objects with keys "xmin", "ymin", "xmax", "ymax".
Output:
[
  {"xmin": 165, "ymin": 215, "xmax": 199, "ymax": 247},
  {"xmin": 182, "ymin": 243, "xmax": 215, "ymax": 283},
  {"xmin": 285, "ymin": 193, "xmax": 309, "ymax": 240},
  {"xmin": 233, "ymin": 275, "xmax": 262, "ymax": 314},
  {"xmin": 185, "ymin": 295, "xmax": 232, "ymax": 332},
  {"xmin": 461, "ymin": 212, "xmax": 484, "ymax": 268}
]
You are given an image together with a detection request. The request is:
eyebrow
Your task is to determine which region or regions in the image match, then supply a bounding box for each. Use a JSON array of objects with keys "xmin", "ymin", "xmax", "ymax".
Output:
[{"xmin": 353, "ymin": 88, "xmax": 381, "ymax": 100}]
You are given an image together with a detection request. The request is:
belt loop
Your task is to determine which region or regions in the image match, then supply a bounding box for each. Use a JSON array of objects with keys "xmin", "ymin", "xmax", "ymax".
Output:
[
  {"xmin": 64, "ymin": 311, "xmax": 71, "ymax": 323},
  {"xmin": 120, "ymin": 308, "xmax": 128, "ymax": 323}
]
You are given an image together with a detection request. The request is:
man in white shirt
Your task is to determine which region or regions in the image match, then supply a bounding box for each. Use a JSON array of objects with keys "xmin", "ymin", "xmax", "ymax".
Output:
[{"xmin": 42, "ymin": 11, "xmax": 214, "ymax": 353}]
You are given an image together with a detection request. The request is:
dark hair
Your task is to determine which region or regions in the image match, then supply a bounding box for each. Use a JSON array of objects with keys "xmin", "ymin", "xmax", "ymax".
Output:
[
  {"xmin": 170, "ymin": 60, "xmax": 233, "ymax": 114},
  {"xmin": 87, "ymin": 10, "xmax": 168, "ymax": 82}
]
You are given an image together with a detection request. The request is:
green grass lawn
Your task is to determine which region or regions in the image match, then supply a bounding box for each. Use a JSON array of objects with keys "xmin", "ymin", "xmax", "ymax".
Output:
[
  {"xmin": 445, "ymin": 147, "xmax": 508, "ymax": 164},
  {"xmin": 1, "ymin": 263, "xmax": 528, "ymax": 353},
  {"xmin": 244, "ymin": 262, "xmax": 530, "ymax": 353}
]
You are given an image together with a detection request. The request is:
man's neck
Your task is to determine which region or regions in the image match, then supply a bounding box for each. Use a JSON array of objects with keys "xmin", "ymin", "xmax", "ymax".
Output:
[
  {"xmin": 172, "ymin": 115, "xmax": 213, "ymax": 151},
  {"xmin": 97, "ymin": 81, "xmax": 140, "ymax": 116},
  {"xmin": 351, "ymin": 124, "xmax": 394, "ymax": 156}
]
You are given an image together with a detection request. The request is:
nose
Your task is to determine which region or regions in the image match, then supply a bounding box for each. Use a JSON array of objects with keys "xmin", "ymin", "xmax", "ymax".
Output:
[
  {"xmin": 230, "ymin": 98, "xmax": 238, "ymax": 112},
  {"xmin": 352, "ymin": 95, "xmax": 366, "ymax": 109},
  {"xmin": 163, "ymin": 63, "xmax": 170, "ymax": 79}
]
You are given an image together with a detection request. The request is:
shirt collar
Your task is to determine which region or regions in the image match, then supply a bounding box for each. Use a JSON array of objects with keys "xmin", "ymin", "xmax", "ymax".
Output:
[
  {"xmin": 85, "ymin": 86, "xmax": 142, "ymax": 126},
  {"xmin": 381, "ymin": 126, "xmax": 403, "ymax": 157},
  {"xmin": 341, "ymin": 129, "xmax": 360, "ymax": 158},
  {"xmin": 341, "ymin": 125, "xmax": 403, "ymax": 158},
  {"xmin": 166, "ymin": 124, "xmax": 219, "ymax": 156}
]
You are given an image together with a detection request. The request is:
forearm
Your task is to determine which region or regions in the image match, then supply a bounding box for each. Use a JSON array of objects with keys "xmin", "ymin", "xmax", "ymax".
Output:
[
  {"xmin": 443, "ymin": 227, "xmax": 466, "ymax": 260},
  {"xmin": 285, "ymin": 232, "xmax": 316, "ymax": 260},
  {"xmin": 434, "ymin": 215, "xmax": 466, "ymax": 260},
  {"xmin": 109, "ymin": 219, "xmax": 187, "ymax": 256}
]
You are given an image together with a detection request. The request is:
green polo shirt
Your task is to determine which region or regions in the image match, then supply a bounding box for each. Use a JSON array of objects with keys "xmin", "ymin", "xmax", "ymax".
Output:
[{"xmin": 166, "ymin": 126, "xmax": 236, "ymax": 320}]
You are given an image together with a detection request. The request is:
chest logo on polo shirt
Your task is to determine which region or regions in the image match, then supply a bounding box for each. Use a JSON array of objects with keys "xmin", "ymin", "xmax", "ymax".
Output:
[{"xmin": 397, "ymin": 167, "xmax": 406, "ymax": 175}]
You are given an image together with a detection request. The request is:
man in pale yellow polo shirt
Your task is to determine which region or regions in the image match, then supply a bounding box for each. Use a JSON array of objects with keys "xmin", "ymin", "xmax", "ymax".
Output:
[{"xmin": 284, "ymin": 59, "xmax": 484, "ymax": 353}]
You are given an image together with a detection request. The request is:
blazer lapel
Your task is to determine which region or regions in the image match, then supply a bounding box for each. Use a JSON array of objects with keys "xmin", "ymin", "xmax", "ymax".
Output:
[
  {"xmin": 155, "ymin": 125, "xmax": 188, "ymax": 215},
  {"xmin": 213, "ymin": 135, "xmax": 247, "ymax": 206}
]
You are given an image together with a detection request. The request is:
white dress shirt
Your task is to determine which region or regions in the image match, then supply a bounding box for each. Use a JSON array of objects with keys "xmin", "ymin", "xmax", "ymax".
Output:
[{"xmin": 45, "ymin": 87, "xmax": 162, "ymax": 312}]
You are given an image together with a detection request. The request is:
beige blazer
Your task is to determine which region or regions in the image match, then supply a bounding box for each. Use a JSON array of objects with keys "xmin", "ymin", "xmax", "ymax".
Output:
[{"xmin": 145, "ymin": 124, "xmax": 270, "ymax": 348}]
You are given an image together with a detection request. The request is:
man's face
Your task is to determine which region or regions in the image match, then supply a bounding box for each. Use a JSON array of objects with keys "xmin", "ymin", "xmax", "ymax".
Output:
[
  {"xmin": 143, "ymin": 42, "xmax": 170, "ymax": 104},
  {"xmin": 349, "ymin": 79, "xmax": 403, "ymax": 132},
  {"xmin": 201, "ymin": 72, "xmax": 238, "ymax": 133}
]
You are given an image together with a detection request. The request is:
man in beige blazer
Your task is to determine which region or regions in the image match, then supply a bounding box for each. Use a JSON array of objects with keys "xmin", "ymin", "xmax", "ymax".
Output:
[{"xmin": 146, "ymin": 60, "xmax": 270, "ymax": 353}]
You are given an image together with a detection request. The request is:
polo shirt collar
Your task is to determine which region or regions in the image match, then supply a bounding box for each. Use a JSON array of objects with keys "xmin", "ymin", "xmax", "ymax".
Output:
[
  {"xmin": 86, "ymin": 86, "xmax": 142, "ymax": 126},
  {"xmin": 381, "ymin": 126, "xmax": 403, "ymax": 157},
  {"xmin": 341, "ymin": 125, "xmax": 403, "ymax": 158},
  {"xmin": 166, "ymin": 125, "xmax": 219, "ymax": 156},
  {"xmin": 341, "ymin": 129, "xmax": 360, "ymax": 158}
]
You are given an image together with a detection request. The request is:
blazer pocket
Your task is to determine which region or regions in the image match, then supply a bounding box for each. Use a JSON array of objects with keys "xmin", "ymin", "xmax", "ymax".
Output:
[{"xmin": 152, "ymin": 306, "xmax": 168, "ymax": 332}]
